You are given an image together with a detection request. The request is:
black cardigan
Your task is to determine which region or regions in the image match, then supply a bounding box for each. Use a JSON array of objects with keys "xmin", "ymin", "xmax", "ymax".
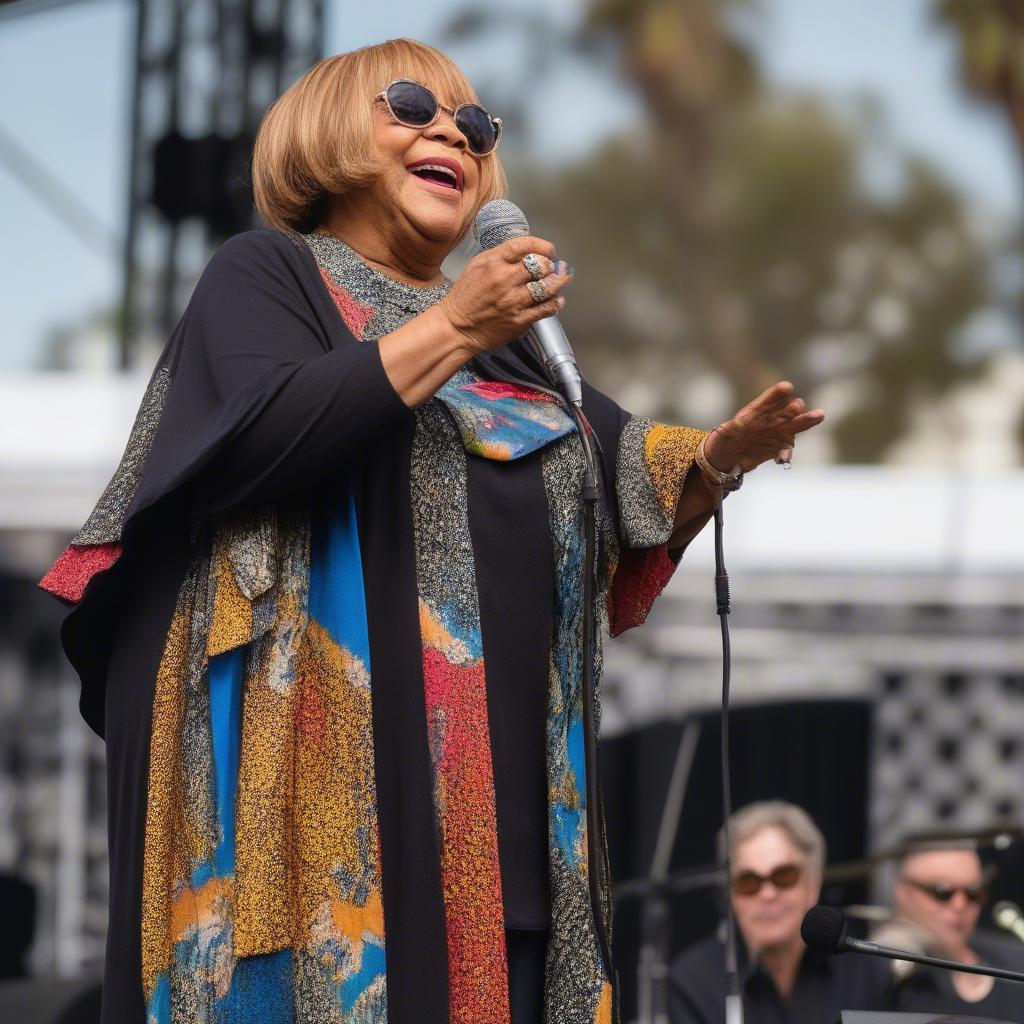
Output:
[{"xmin": 44, "ymin": 230, "xmax": 638, "ymax": 1022}]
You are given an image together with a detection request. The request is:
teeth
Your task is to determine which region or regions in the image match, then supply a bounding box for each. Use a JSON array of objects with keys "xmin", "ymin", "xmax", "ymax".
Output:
[{"xmin": 413, "ymin": 163, "xmax": 459, "ymax": 185}]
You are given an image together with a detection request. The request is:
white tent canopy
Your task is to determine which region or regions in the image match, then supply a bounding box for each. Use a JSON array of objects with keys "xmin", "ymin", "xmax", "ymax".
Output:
[{"xmin": 3, "ymin": 373, "xmax": 1022, "ymax": 573}]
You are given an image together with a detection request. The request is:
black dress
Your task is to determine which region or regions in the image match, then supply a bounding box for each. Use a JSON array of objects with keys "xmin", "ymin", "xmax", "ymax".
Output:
[{"xmin": 41, "ymin": 229, "xmax": 708, "ymax": 1024}]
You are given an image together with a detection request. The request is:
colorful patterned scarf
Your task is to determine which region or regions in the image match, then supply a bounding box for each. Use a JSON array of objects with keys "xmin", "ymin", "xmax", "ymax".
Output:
[{"xmin": 41, "ymin": 230, "xmax": 705, "ymax": 1023}]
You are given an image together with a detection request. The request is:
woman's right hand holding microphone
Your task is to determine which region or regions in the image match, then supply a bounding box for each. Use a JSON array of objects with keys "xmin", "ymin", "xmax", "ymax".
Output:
[
  {"xmin": 438, "ymin": 236, "xmax": 574, "ymax": 357},
  {"xmin": 379, "ymin": 235, "xmax": 573, "ymax": 408}
]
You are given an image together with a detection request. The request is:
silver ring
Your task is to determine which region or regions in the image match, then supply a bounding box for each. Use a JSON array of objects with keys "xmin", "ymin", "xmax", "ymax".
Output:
[
  {"xmin": 528, "ymin": 279, "xmax": 549, "ymax": 304},
  {"xmin": 522, "ymin": 253, "xmax": 545, "ymax": 282}
]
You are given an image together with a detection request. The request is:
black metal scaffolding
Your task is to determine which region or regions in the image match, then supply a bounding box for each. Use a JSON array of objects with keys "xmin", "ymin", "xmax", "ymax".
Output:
[{"xmin": 119, "ymin": 0, "xmax": 325, "ymax": 366}]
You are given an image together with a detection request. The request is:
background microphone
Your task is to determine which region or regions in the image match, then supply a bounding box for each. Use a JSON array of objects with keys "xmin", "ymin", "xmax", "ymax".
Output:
[
  {"xmin": 993, "ymin": 900, "xmax": 1024, "ymax": 945},
  {"xmin": 801, "ymin": 906, "xmax": 1024, "ymax": 984},
  {"xmin": 801, "ymin": 904, "xmax": 852, "ymax": 954},
  {"xmin": 473, "ymin": 199, "xmax": 584, "ymax": 407}
]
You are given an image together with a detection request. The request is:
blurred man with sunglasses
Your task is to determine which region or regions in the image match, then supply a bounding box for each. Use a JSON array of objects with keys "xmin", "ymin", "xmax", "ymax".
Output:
[
  {"xmin": 891, "ymin": 844, "xmax": 1024, "ymax": 1019},
  {"xmin": 669, "ymin": 801, "xmax": 893, "ymax": 1024}
]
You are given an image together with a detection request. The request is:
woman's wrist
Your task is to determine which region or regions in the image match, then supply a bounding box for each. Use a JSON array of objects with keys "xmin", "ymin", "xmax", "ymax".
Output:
[
  {"xmin": 702, "ymin": 428, "xmax": 734, "ymax": 475},
  {"xmin": 420, "ymin": 304, "xmax": 480, "ymax": 363},
  {"xmin": 378, "ymin": 305, "xmax": 476, "ymax": 408},
  {"xmin": 434, "ymin": 299, "xmax": 486, "ymax": 362},
  {"xmin": 696, "ymin": 432, "xmax": 743, "ymax": 493}
]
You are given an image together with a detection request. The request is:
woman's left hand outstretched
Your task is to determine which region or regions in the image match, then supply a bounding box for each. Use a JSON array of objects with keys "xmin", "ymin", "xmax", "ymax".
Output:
[{"xmin": 703, "ymin": 381, "xmax": 826, "ymax": 474}]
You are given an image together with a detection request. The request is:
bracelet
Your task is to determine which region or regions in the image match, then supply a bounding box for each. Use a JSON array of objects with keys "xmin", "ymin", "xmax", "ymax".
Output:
[{"xmin": 696, "ymin": 435, "xmax": 744, "ymax": 493}]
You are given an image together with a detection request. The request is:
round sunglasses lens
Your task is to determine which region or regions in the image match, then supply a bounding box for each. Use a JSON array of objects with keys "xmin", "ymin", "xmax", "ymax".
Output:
[
  {"xmin": 386, "ymin": 81, "xmax": 436, "ymax": 126},
  {"xmin": 771, "ymin": 865, "xmax": 801, "ymax": 890},
  {"xmin": 732, "ymin": 873, "xmax": 761, "ymax": 896},
  {"xmin": 456, "ymin": 104, "xmax": 497, "ymax": 154}
]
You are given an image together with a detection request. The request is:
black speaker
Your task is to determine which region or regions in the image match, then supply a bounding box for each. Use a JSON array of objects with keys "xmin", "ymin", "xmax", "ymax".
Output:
[
  {"xmin": 601, "ymin": 699, "xmax": 874, "ymax": 1022},
  {"xmin": 0, "ymin": 873, "xmax": 35, "ymax": 979},
  {"xmin": 151, "ymin": 130, "xmax": 256, "ymax": 237}
]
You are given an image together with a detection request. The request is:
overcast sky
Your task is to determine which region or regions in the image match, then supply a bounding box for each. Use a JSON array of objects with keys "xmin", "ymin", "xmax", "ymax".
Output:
[{"xmin": 0, "ymin": 0, "xmax": 1019, "ymax": 370}]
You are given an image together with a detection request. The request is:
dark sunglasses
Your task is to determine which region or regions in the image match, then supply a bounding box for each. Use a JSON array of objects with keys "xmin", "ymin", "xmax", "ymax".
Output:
[
  {"xmin": 902, "ymin": 878, "xmax": 987, "ymax": 905},
  {"xmin": 732, "ymin": 863, "xmax": 803, "ymax": 897},
  {"xmin": 375, "ymin": 79, "xmax": 503, "ymax": 157}
]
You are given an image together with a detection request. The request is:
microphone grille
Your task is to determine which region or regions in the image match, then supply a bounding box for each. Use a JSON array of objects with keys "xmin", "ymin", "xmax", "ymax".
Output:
[
  {"xmin": 474, "ymin": 199, "xmax": 530, "ymax": 251},
  {"xmin": 801, "ymin": 905, "xmax": 848, "ymax": 953}
]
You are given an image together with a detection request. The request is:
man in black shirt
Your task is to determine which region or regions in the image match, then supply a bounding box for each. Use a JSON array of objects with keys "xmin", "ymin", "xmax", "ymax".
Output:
[
  {"xmin": 669, "ymin": 801, "xmax": 893, "ymax": 1024},
  {"xmin": 890, "ymin": 845, "xmax": 1024, "ymax": 1021}
]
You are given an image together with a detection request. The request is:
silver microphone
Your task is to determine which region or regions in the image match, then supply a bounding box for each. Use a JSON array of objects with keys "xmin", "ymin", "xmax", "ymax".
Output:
[
  {"xmin": 473, "ymin": 199, "xmax": 583, "ymax": 407},
  {"xmin": 994, "ymin": 900, "xmax": 1024, "ymax": 944}
]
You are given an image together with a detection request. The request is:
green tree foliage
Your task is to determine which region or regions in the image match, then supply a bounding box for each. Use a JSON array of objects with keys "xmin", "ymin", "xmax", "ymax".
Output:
[
  {"xmin": 933, "ymin": 0, "xmax": 1024, "ymax": 453},
  {"xmin": 935, "ymin": 0, "xmax": 1024, "ymax": 175},
  {"xmin": 448, "ymin": 1, "xmax": 996, "ymax": 461}
]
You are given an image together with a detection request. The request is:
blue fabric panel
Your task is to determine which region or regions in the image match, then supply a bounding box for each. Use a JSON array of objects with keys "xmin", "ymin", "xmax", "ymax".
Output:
[
  {"xmin": 212, "ymin": 949, "xmax": 294, "ymax": 1023},
  {"xmin": 209, "ymin": 646, "xmax": 244, "ymax": 878},
  {"xmin": 148, "ymin": 974, "xmax": 171, "ymax": 1024},
  {"xmin": 309, "ymin": 484, "xmax": 371, "ymax": 667},
  {"xmin": 341, "ymin": 940, "xmax": 387, "ymax": 1014}
]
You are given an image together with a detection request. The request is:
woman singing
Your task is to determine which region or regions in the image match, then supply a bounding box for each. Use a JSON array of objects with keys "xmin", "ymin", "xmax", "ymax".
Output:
[{"xmin": 40, "ymin": 38, "xmax": 824, "ymax": 1024}]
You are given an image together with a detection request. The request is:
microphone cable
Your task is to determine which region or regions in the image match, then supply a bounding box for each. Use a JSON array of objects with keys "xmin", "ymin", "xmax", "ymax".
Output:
[
  {"xmin": 557, "ymin": 358, "xmax": 740, "ymax": 1024},
  {"xmin": 714, "ymin": 499, "xmax": 744, "ymax": 1024},
  {"xmin": 571, "ymin": 401, "xmax": 618, "ymax": 1016},
  {"xmin": 572, "ymin": 410, "xmax": 742, "ymax": 1024}
]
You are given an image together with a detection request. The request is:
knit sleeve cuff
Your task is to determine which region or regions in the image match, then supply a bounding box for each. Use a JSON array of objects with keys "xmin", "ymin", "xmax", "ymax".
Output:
[{"xmin": 607, "ymin": 417, "xmax": 707, "ymax": 636}]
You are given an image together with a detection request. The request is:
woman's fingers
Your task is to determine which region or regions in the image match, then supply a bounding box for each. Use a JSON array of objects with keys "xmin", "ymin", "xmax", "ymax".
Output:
[
  {"xmin": 523, "ymin": 293, "xmax": 566, "ymax": 323},
  {"xmin": 789, "ymin": 409, "xmax": 826, "ymax": 434},
  {"xmin": 519, "ymin": 255, "xmax": 573, "ymax": 282},
  {"xmin": 705, "ymin": 381, "xmax": 824, "ymax": 475},
  {"xmin": 499, "ymin": 235, "xmax": 558, "ymax": 262},
  {"xmin": 521, "ymin": 254, "xmax": 553, "ymax": 282},
  {"xmin": 746, "ymin": 380, "xmax": 796, "ymax": 416},
  {"xmin": 521, "ymin": 269, "xmax": 575, "ymax": 322},
  {"xmin": 531, "ymin": 268, "xmax": 574, "ymax": 298}
]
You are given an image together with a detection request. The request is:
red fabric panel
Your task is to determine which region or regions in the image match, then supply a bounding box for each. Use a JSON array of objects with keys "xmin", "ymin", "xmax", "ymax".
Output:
[
  {"xmin": 38, "ymin": 542, "xmax": 123, "ymax": 603},
  {"xmin": 607, "ymin": 543, "xmax": 678, "ymax": 637}
]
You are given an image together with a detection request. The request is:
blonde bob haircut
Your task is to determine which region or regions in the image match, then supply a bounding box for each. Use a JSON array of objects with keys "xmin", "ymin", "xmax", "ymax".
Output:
[{"xmin": 252, "ymin": 38, "xmax": 508, "ymax": 239}]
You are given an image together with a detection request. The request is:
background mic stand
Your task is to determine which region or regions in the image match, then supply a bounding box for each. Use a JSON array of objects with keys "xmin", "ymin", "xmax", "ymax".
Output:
[
  {"xmin": 637, "ymin": 719, "xmax": 702, "ymax": 1024},
  {"xmin": 613, "ymin": 490, "xmax": 743, "ymax": 1024},
  {"xmin": 714, "ymin": 498, "xmax": 744, "ymax": 1024},
  {"xmin": 569, "ymin": 401, "xmax": 618, "ymax": 1017},
  {"xmin": 564, "ymin": 379, "xmax": 741, "ymax": 1024}
]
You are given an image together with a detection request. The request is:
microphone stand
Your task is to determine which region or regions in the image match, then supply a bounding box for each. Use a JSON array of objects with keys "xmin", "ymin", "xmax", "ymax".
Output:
[
  {"xmin": 569, "ymin": 401, "xmax": 618, "ymax": 1016},
  {"xmin": 636, "ymin": 719, "xmax": 703, "ymax": 1024},
  {"xmin": 842, "ymin": 936, "xmax": 1024, "ymax": 984},
  {"xmin": 713, "ymin": 499, "xmax": 744, "ymax": 1024},
  {"xmin": 607, "ymin": 476, "xmax": 742, "ymax": 1024},
  {"xmin": 562, "ymin": 369, "xmax": 740, "ymax": 1024}
]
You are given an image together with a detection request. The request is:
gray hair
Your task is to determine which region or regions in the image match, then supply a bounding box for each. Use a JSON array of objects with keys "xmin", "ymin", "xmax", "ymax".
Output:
[{"xmin": 722, "ymin": 801, "xmax": 827, "ymax": 876}]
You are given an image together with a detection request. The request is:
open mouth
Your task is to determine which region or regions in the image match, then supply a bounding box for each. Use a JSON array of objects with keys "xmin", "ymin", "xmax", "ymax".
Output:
[{"xmin": 407, "ymin": 162, "xmax": 463, "ymax": 192}]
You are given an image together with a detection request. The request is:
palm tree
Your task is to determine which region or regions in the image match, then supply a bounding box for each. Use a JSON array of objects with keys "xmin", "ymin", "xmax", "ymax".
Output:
[
  {"xmin": 581, "ymin": 0, "xmax": 770, "ymax": 396},
  {"xmin": 445, "ymin": 1, "xmax": 992, "ymax": 458},
  {"xmin": 935, "ymin": 0, "xmax": 1024, "ymax": 192},
  {"xmin": 935, "ymin": 0, "xmax": 1024, "ymax": 451}
]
